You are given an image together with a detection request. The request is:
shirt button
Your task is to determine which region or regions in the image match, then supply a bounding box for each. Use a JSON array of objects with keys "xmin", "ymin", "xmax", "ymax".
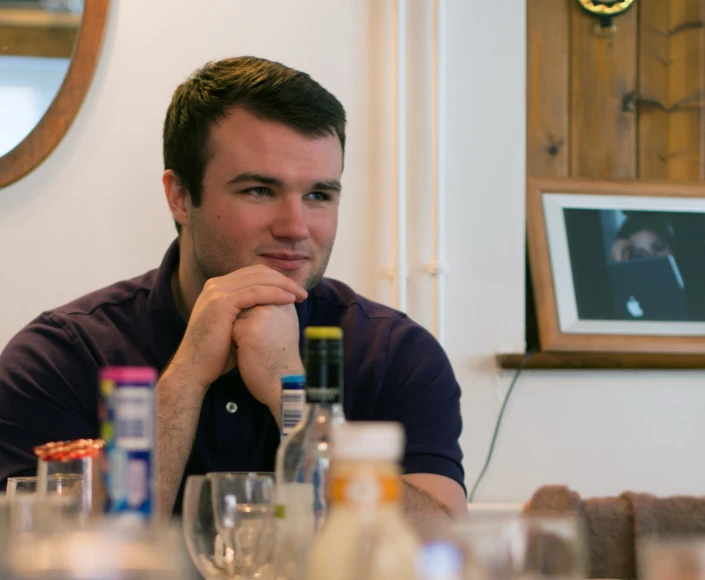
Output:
[{"xmin": 225, "ymin": 402, "xmax": 238, "ymax": 414}]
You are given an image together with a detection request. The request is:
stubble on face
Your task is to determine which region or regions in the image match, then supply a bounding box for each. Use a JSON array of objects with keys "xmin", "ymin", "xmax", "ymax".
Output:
[{"xmin": 190, "ymin": 216, "xmax": 334, "ymax": 291}]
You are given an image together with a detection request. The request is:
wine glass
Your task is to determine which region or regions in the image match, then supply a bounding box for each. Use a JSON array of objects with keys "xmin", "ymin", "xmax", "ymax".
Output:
[
  {"xmin": 208, "ymin": 472, "xmax": 276, "ymax": 580},
  {"xmin": 182, "ymin": 475, "xmax": 232, "ymax": 579}
]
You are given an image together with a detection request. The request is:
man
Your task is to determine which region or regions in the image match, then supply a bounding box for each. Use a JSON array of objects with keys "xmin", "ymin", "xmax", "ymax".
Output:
[
  {"xmin": 610, "ymin": 212, "xmax": 675, "ymax": 262},
  {"xmin": 0, "ymin": 56, "xmax": 466, "ymax": 526}
]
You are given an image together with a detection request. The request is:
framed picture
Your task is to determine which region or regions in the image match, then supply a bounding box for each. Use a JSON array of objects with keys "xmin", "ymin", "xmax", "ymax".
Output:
[{"xmin": 527, "ymin": 177, "xmax": 705, "ymax": 354}]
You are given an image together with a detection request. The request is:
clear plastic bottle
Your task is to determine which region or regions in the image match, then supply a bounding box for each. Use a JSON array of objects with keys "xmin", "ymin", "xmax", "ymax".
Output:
[
  {"xmin": 274, "ymin": 326, "xmax": 345, "ymax": 580},
  {"xmin": 307, "ymin": 421, "xmax": 420, "ymax": 580}
]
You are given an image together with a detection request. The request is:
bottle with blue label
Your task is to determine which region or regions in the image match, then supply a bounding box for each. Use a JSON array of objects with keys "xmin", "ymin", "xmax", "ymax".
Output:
[
  {"xmin": 274, "ymin": 327, "xmax": 345, "ymax": 580},
  {"xmin": 280, "ymin": 374, "xmax": 306, "ymax": 440},
  {"xmin": 99, "ymin": 366, "xmax": 157, "ymax": 520}
]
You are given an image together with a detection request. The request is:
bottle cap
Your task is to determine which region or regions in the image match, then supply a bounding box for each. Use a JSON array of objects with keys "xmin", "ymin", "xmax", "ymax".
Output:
[
  {"xmin": 280, "ymin": 374, "xmax": 305, "ymax": 386},
  {"xmin": 99, "ymin": 366, "xmax": 157, "ymax": 384},
  {"xmin": 33, "ymin": 439, "xmax": 105, "ymax": 462},
  {"xmin": 304, "ymin": 326, "xmax": 343, "ymax": 340},
  {"xmin": 332, "ymin": 422, "xmax": 404, "ymax": 461}
]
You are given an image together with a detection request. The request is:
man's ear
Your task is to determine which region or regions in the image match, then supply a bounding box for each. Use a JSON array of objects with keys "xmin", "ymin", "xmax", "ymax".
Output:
[{"xmin": 163, "ymin": 170, "xmax": 190, "ymax": 230}]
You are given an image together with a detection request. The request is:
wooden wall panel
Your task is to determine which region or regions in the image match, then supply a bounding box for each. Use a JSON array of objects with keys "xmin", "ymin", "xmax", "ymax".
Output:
[
  {"xmin": 570, "ymin": 3, "xmax": 638, "ymax": 179},
  {"xmin": 638, "ymin": 0, "xmax": 705, "ymax": 181},
  {"xmin": 527, "ymin": 0, "xmax": 570, "ymax": 177}
]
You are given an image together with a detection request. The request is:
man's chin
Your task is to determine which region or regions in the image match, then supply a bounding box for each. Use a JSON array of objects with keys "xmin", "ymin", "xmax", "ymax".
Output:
[
  {"xmin": 252, "ymin": 256, "xmax": 327, "ymax": 291},
  {"xmin": 303, "ymin": 273, "xmax": 324, "ymax": 292},
  {"xmin": 261, "ymin": 266, "xmax": 321, "ymax": 292},
  {"xmin": 295, "ymin": 271, "xmax": 324, "ymax": 292}
]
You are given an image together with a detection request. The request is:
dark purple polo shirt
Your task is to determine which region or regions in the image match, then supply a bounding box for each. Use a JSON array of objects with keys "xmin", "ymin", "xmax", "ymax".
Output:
[{"xmin": 0, "ymin": 241, "xmax": 464, "ymax": 507}]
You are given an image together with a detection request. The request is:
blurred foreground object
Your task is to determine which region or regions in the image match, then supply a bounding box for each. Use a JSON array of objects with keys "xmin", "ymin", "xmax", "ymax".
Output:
[
  {"xmin": 182, "ymin": 475, "xmax": 231, "ymax": 580},
  {"xmin": 4, "ymin": 515, "xmax": 192, "ymax": 580},
  {"xmin": 99, "ymin": 367, "xmax": 157, "ymax": 520},
  {"xmin": 307, "ymin": 421, "xmax": 419, "ymax": 580},
  {"xmin": 641, "ymin": 538, "xmax": 705, "ymax": 580},
  {"xmin": 452, "ymin": 513, "xmax": 586, "ymax": 580},
  {"xmin": 34, "ymin": 438, "xmax": 105, "ymax": 515},
  {"xmin": 525, "ymin": 485, "xmax": 705, "ymax": 578}
]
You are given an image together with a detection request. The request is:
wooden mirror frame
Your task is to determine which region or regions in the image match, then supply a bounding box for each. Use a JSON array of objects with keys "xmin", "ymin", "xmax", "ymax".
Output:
[{"xmin": 0, "ymin": 0, "xmax": 110, "ymax": 188}]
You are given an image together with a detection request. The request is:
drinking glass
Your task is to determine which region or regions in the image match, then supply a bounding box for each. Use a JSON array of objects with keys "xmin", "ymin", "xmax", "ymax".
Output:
[
  {"xmin": 453, "ymin": 514, "xmax": 586, "ymax": 580},
  {"xmin": 6, "ymin": 477, "xmax": 37, "ymax": 498},
  {"xmin": 641, "ymin": 538, "xmax": 705, "ymax": 580},
  {"xmin": 182, "ymin": 475, "xmax": 232, "ymax": 579},
  {"xmin": 46, "ymin": 473, "xmax": 85, "ymax": 496},
  {"xmin": 7, "ymin": 474, "xmax": 86, "ymax": 507},
  {"xmin": 8, "ymin": 519, "xmax": 191, "ymax": 579},
  {"xmin": 208, "ymin": 472, "xmax": 276, "ymax": 579},
  {"xmin": 7, "ymin": 492, "xmax": 80, "ymax": 534},
  {"xmin": 0, "ymin": 494, "xmax": 14, "ymax": 580},
  {"xmin": 37, "ymin": 454, "xmax": 101, "ymax": 514}
]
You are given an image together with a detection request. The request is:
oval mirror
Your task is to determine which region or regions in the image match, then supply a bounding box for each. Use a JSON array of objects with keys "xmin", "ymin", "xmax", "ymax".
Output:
[{"xmin": 0, "ymin": 0, "xmax": 109, "ymax": 187}]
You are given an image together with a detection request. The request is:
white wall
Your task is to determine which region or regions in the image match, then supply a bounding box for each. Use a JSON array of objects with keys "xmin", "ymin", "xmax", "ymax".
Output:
[{"xmin": 2, "ymin": 0, "xmax": 705, "ymax": 501}]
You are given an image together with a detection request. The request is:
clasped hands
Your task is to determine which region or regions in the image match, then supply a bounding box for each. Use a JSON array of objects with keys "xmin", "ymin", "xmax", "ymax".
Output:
[{"xmin": 168, "ymin": 265, "xmax": 307, "ymax": 416}]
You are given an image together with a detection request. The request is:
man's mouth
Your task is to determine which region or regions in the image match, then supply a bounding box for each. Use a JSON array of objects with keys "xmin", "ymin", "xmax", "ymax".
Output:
[{"xmin": 260, "ymin": 253, "xmax": 309, "ymax": 271}]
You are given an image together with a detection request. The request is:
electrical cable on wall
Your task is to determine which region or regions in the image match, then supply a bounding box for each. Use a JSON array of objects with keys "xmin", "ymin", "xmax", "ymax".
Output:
[{"xmin": 467, "ymin": 350, "xmax": 537, "ymax": 503}]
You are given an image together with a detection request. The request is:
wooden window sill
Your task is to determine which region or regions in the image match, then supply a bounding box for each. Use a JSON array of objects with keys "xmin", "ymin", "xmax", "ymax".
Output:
[{"xmin": 496, "ymin": 352, "xmax": 705, "ymax": 370}]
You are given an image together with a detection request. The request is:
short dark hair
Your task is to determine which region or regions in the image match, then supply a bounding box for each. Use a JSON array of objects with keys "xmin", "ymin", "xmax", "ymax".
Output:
[{"xmin": 163, "ymin": 56, "xmax": 347, "ymax": 231}]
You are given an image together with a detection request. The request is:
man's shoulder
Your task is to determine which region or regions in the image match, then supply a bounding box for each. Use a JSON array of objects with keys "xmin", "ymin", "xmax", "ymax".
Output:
[
  {"xmin": 312, "ymin": 278, "xmax": 439, "ymax": 355},
  {"xmin": 0, "ymin": 267, "xmax": 163, "ymax": 380},
  {"xmin": 0, "ymin": 269, "xmax": 163, "ymax": 489},
  {"xmin": 313, "ymin": 278, "xmax": 409, "ymax": 323},
  {"xmin": 48, "ymin": 269, "xmax": 159, "ymax": 322}
]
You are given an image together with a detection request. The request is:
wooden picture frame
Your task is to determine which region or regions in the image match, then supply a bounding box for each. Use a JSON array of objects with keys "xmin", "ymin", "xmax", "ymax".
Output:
[
  {"xmin": 527, "ymin": 177, "xmax": 705, "ymax": 354},
  {"xmin": 0, "ymin": 0, "xmax": 110, "ymax": 188}
]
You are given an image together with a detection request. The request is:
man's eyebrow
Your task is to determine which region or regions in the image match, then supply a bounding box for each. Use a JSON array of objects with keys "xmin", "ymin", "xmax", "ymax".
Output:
[
  {"xmin": 312, "ymin": 180, "xmax": 342, "ymax": 192},
  {"xmin": 227, "ymin": 172, "xmax": 284, "ymax": 186},
  {"xmin": 227, "ymin": 172, "xmax": 342, "ymax": 192}
]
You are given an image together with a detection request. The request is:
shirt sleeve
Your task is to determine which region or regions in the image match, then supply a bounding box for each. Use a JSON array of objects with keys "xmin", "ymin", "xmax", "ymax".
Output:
[
  {"xmin": 0, "ymin": 314, "xmax": 99, "ymax": 489},
  {"xmin": 374, "ymin": 318, "xmax": 465, "ymax": 493}
]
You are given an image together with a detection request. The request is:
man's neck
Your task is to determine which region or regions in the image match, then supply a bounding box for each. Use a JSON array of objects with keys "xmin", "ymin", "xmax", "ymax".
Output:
[{"xmin": 171, "ymin": 238, "xmax": 205, "ymax": 320}]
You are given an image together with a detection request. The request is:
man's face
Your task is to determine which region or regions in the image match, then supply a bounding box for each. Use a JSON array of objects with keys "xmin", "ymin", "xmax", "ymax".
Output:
[
  {"xmin": 627, "ymin": 229, "xmax": 671, "ymax": 259},
  {"xmin": 185, "ymin": 107, "xmax": 343, "ymax": 290}
]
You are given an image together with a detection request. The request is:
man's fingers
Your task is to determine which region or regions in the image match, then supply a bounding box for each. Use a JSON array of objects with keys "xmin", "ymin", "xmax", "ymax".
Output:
[
  {"xmin": 208, "ymin": 267, "xmax": 307, "ymax": 300},
  {"xmin": 232, "ymin": 286, "xmax": 298, "ymax": 313}
]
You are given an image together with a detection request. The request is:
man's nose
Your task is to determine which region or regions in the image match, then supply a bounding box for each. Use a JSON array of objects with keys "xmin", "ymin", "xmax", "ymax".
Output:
[{"xmin": 271, "ymin": 196, "xmax": 309, "ymax": 241}]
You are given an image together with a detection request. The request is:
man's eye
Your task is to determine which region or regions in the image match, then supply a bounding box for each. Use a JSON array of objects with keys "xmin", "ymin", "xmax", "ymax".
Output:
[
  {"xmin": 245, "ymin": 187, "xmax": 272, "ymax": 197},
  {"xmin": 652, "ymin": 240, "xmax": 667, "ymax": 253},
  {"xmin": 305, "ymin": 191, "xmax": 331, "ymax": 202},
  {"xmin": 631, "ymin": 248, "xmax": 648, "ymax": 258}
]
